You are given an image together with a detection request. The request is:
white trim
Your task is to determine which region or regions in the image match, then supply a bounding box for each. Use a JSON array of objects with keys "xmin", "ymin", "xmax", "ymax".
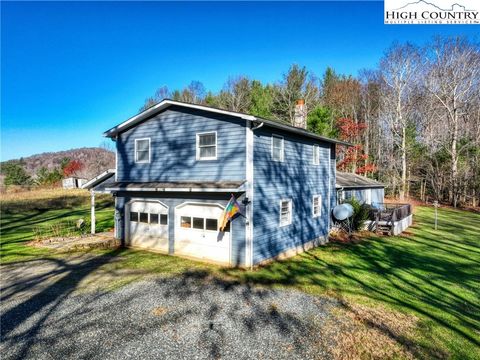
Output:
[
  {"xmin": 279, "ymin": 199, "xmax": 292, "ymax": 227},
  {"xmin": 312, "ymin": 144, "xmax": 320, "ymax": 165},
  {"xmin": 115, "ymin": 135, "xmax": 118, "ymax": 182},
  {"xmin": 134, "ymin": 138, "xmax": 151, "ymax": 164},
  {"xmin": 196, "ymin": 131, "xmax": 217, "ymax": 161},
  {"xmin": 175, "ymin": 201, "xmax": 225, "ymax": 210},
  {"xmin": 104, "ymin": 99, "xmax": 256, "ymax": 137},
  {"xmin": 104, "ymin": 187, "xmax": 241, "ymax": 193},
  {"xmin": 312, "ymin": 194, "xmax": 322, "ymax": 218},
  {"xmin": 246, "ymin": 120, "xmax": 254, "ymax": 268},
  {"xmin": 271, "ymin": 135, "xmax": 284, "ymax": 162},
  {"xmin": 103, "ymin": 99, "xmax": 350, "ymax": 147},
  {"xmin": 82, "ymin": 169, "xmax": 115, "ymax": 189},
  {"xmin": 328, "ymin": 145, "xmax": 332, "ymax": 229}
]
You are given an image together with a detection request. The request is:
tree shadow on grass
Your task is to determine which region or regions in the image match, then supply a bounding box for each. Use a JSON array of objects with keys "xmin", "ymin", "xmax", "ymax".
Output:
[
  {"xmin": 221, "ymin": 237, "xmax": 480, "ymax": 359},
  {"xmin": 1, "ymin": 260, "xmax": 336, "ymax": 360}
]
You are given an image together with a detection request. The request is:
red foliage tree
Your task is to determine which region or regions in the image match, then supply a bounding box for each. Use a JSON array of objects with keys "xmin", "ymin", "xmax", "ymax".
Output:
[
  {"xmin": 336, "ymin": 117, "xmax": 376, "ymax": 175},
  {"xmin": 63, "ymin": 160, "xmax": 84, "ymax": 177}
]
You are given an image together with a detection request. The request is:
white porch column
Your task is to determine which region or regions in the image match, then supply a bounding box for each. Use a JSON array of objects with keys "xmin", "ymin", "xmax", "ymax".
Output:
[{"xmin": 90, "ymin": 190, "xmax": 96, "ymax": 235}]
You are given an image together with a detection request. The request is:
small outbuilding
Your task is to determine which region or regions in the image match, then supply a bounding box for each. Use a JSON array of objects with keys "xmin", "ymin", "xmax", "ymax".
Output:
[
  {"xmin": 336, "ymin": 172, "xmax": 385, "ymax": 207},
  {"xmin": 62, "ymin": 177, "xmax": 88, "ymax": 189}
]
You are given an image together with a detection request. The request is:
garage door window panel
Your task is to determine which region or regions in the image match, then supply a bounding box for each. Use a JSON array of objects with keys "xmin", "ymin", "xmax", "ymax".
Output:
[
  {"xmin": 192, "ymin": 217, "xmax": 204, "ymax": 230},
  {"xmin": 160, "ymin": 214, "xmax": 168, "ymax": 225},
  {"xmin": 150, "ymin": 213, "xmax": 159, "ymax": 224},
  {"xmin": 205, "ymin": 218, "xmax": 218, "ymax": 231},
  {"xmin": 130, "ymin": 212, "xmax": 138, "ymax": 222},
  {"xmin": 139, "ymin": 212, "xmax": 149, "ymax": 223},
  {"xmin": 181, "ymin": 216, "xmax": 192, "ymax": 228}
]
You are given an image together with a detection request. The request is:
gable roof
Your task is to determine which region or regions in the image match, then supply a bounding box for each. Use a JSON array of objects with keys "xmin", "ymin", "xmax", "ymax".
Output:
[
  {"xmin": 103, "ymin": 99, "xmax": 350, "ymax": 146},
  {"xmin": 336, "ymin": 171, "xmax": 385, "ymax": 189},
  {"xmin": 82, "ymin": 169, "xmax": 115, "ymax": 190}
]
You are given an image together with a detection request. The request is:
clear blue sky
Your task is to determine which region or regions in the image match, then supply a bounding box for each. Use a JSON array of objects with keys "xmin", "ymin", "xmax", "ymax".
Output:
[{"xmin": 1, "ymin": 1, "xmax": 477, "ymax": 161}]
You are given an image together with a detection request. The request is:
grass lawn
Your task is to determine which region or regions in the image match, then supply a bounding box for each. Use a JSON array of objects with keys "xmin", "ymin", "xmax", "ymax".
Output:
[{"xmin": 1, "ymin": 190, "xmax": 479, "ymax": 359}]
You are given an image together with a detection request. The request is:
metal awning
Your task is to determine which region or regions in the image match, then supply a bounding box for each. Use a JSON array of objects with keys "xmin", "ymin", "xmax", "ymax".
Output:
[{"xmin": 105, "ymin": 180, "xmax": 246, "ymax": 193}]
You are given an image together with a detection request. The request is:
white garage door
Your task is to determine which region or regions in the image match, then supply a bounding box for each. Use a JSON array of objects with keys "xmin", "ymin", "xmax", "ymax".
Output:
[
  {"xmin": 175, "ymin": 203, "xmax": 231, "ymax": 264},
  {"xmin": 126, "ymin": 201, "xmax": 169, "ymax": 252}
]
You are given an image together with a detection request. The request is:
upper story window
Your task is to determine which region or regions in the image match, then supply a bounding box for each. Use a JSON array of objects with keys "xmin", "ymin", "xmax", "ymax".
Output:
[
  {"xmin": 313, "ymin": 144, "xmax": 320, "ymax": 165},
  {"xmin": 312, "ymin": 195, "xmax": 321, "ymax": 217},
  {"xmin": 135, "ymin": 138, "xmax": 150, "ymax": 163},
  {"xmin": 279, "ymin": 199, "xmax": 292, "ymax": 227},
  {"xmin": 196, "ymin": 132, "xmax": 217, "ymax": 160},
  {"xmin": 272, "ymin": 135, "xmax": 284, "ymax": 162}
]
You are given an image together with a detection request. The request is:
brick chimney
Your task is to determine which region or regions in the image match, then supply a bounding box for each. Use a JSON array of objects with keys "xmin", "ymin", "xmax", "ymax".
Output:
[{"xmin": 293, "ymin": 99, "xmax": 307, "ymax": 129}]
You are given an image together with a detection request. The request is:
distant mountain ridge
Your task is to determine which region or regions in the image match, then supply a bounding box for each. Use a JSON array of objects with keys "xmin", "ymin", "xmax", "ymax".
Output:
[{"xmin": 1, "ymin": 147, "xmax": 115, "ymax": 181}]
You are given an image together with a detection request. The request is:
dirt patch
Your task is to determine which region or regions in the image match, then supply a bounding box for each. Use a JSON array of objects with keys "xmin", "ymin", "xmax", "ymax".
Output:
[{"xmin": 28, "ymin": 232, "xmax": 120, "ymax": 251}]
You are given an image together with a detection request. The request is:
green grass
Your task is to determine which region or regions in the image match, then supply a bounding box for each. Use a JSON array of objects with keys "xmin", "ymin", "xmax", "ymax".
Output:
[
  {"xmin": 1, "ymin": 196, "xmax": 479, "ymax": 359},
  {"xmin": 228, "ymin": 206, "xmax": 480, "ymax": 359},
  {"xmin": 0, "ymin": 195, "xmax": 115, "ymax": 263}
]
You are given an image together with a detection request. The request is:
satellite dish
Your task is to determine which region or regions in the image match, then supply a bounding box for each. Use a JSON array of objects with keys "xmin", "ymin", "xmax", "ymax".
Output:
[{"xmin": 332, "ymin": 204, "xmax": 354, "ymax": 221}]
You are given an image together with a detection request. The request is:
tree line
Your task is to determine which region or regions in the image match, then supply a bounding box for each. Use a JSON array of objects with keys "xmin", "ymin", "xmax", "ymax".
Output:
[
  {"xmin": 141, "ymin": 36, "xmax": 480, "ymax": 208},
  {"xmin": 2, "ymin": 158, "xmax": 84, "ymax": 187}
]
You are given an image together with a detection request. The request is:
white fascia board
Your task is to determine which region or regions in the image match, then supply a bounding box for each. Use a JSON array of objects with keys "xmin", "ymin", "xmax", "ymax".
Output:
[
  {"xmin": 103, "ymin": 99, "xmax": 256, "ymax": 137},
  {"xmin": 82, "ymin": 169, "xmax": 115, "ymax": 189},
  {"xmin": 104, "ymin": 187, "xmax": 242, "ymax": 193}
]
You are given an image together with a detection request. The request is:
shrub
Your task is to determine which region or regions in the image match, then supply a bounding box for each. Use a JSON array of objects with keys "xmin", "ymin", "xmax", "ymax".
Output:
[{"xmin": 346, "ymin": 197, "xmax": 371, "ymax": 232}]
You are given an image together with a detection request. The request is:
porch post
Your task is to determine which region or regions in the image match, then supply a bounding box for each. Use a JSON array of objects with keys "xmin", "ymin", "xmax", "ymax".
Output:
[{"xmin": 90, "ymin": 190, "xmax": 96, "ymax": 235}]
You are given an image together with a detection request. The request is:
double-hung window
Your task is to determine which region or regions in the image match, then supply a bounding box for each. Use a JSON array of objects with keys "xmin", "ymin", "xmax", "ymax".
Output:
[
  {"xmin": 312, "ymin": 195, "xmax": 321, "ymax": 217},
  {"xmin": 197, "ymin": 132, "xmax": 217, "ymax": 160},
  {"xmin": 135, "ymin": 138, "xmax": 150, "ymax": 163},
  {"xmin": 279, "ymin": 199, "xmax": 292, "ymax": 227},
  {"xmin": 313, "ymin": 144, "xmax": 320, "ymax": 165},
  {"xmin": 272, "ymin": 135, "xmax": 284, "ymax": 162}
]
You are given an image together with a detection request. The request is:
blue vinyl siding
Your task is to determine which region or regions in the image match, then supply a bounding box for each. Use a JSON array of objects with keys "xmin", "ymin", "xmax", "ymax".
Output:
[
  {"xmin": 372, "ymin": 188, "xmax": 385, "ymax": 205},
  {"xmin": 252, "ymin": 126, "xmax": 332, "ymax": 264},
  {"xmin": 340, "ymin": 187, "xmax": 385, "ymax": 207},
  {"xmin": 116, "ymin": 106, "xmax": 246, "ymax": 182},
  {"xmin": 115, "ymin": 192, "xmax": 246, "ymax": 266}
]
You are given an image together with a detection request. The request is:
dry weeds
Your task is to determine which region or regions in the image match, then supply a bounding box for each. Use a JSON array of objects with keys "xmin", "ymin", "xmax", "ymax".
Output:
[
  {"xmin": 325, "ymin": 300, "xmax": 420, "ymax": 360},
  {"xmin": 0, "ymin": 187, "xmax": 112, "ymax": 213}
]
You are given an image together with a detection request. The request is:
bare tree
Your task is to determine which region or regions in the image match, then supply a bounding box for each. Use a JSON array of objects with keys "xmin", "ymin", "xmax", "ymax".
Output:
[
  {"xmin": 423, "ymin": 36, "xmax": 480, "ymax": 207},
  {"xmin": 379, "ymin": 42, "xmax": 421, "ymax": 200},
  {"xmin": 139, "ymin": 85, "xmax": 170, "ymax": 111},
  {"xmin": 171, "ymin": 81, "xmax": 206, "ymax": 104},
  {"xmin": 218, "ymin": 76, "xmax": 252, "ymax": 112}
]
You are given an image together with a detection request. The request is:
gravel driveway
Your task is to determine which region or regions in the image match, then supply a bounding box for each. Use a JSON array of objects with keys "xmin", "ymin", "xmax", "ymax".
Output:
[{"xmin": 1, "ymin": 257, "xmax": 341, "ymax": 360}]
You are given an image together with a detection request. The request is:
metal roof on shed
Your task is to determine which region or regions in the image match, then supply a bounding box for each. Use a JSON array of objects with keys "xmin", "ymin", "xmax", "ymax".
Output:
[{"xmin": 336, "ymin": 172, "xmax": 385, "ymax": 189}]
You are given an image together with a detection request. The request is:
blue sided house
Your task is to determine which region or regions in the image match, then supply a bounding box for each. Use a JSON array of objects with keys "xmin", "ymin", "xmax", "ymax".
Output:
[{"xmin": 88, "ymin": 99, "xmax": 349, "ymax": 267}]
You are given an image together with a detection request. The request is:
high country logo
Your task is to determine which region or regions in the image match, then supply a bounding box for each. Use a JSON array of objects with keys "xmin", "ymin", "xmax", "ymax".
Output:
[{"xmin": 384, "ymin": 0, "xmax": 479, "ymax": 24}]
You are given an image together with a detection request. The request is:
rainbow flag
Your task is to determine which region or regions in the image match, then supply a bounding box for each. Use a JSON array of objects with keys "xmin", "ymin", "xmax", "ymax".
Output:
[{"xmin": 219, "ymin": 195, "xmax": 242, "ymax": 231}]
